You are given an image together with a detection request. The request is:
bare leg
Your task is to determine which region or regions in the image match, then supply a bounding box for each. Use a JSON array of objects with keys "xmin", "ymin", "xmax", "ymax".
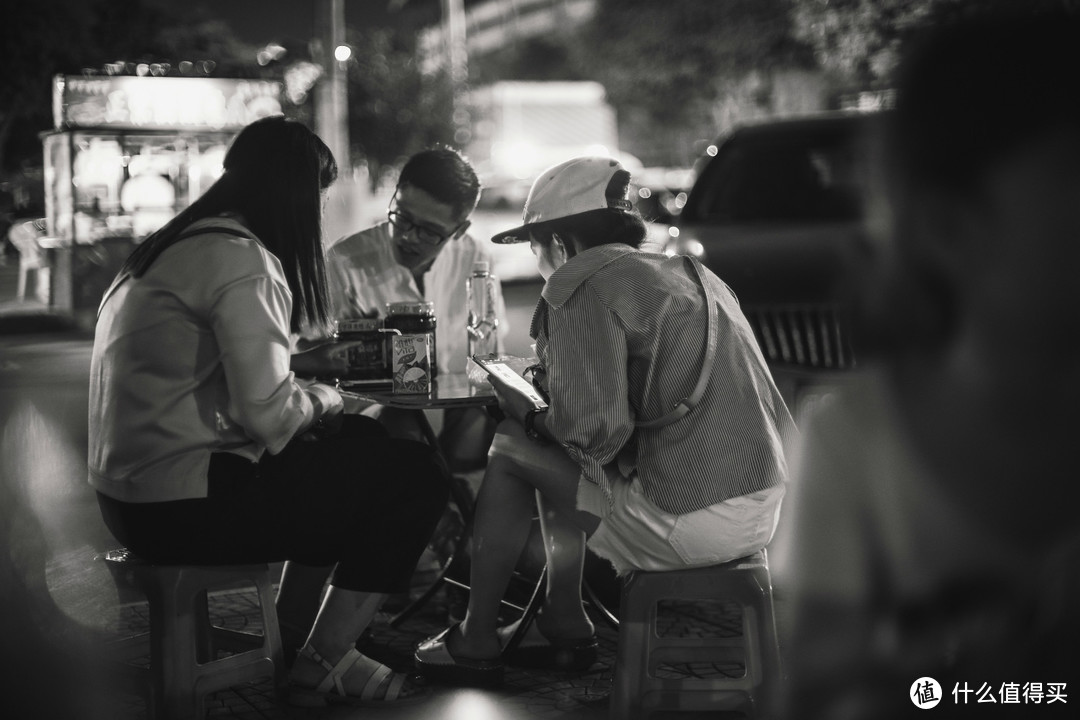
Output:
[
  {"xmin": 532, "ymin": 492, "xmax": 594, "ymax": 640},
  {"xmin": 289, "ymin": 587, "xmax": 411, "ymax": 695},
  {"xmin": 453, "ymin": 450, "xmax": 538, "ymax": 659},
  {"xmin": 451, "ymin": 420, "xmax": 599, "ymax": 659},
  {"xmin": 439, "ymin": 406, "xmax": 496, "ymax": 473}
]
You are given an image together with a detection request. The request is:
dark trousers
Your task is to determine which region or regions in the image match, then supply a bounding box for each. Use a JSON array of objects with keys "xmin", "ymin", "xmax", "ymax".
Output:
[{"xmin": 97, "ymin": 416, "xmax": 449, "ymax": 593}]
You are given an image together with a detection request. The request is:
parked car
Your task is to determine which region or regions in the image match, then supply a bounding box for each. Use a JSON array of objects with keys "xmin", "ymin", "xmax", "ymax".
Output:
[{"xmin": 665, "ymin": 111, "xmax": 889, "ymax": 412}]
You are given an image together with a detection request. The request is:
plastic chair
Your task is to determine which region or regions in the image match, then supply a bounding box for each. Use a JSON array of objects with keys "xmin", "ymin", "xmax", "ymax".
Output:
[
  {"xmin": 609, "ymin": 549, "xmax": 781, "ymax": 720},
  {"xmin": 8, "ymin": 219, "xmax": 48, "ymax": 302},
  {"xmin": 102, "ymin": 549, "xmax": 285, "ymax": 719}
]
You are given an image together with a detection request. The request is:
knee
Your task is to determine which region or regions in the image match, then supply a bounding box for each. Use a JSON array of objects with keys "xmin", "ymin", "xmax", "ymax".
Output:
[
  {"xmin": 495, "ymin": 417, "xmax": 525, "ymax": 438},
  {"xmin": 339, "ymin": 414, "xmax": 389, "ymax": 439},
  {"xmin": 488, "ymin": 420, "xmax": 545, "ymax": 473},
  {"xmin": 377, "ymin": 407, "xmax": 425, "ymax": 442},
  {"xmin": 389, "ymin": 439, "xmax": 450, "ymax": 505}
]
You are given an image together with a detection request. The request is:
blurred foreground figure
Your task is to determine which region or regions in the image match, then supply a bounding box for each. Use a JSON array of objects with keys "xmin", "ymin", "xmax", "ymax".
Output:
[{"xmin": 781, "ymin": 8, "xmax": 1080, "ymax": 719}]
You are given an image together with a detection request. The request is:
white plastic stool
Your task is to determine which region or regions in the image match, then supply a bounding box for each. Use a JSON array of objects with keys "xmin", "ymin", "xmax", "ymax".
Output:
[
  {"xmin": 103, "ymin": 549, "xmax": 285, "ymax": 719},
  {"xmin": 609, "ymin": 549, "xmax": 781, "ymax": 719}
]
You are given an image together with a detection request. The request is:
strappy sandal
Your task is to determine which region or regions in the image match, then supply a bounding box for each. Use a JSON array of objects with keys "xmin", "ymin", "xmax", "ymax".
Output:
[{"xmin": 285, "ymin": 645, "xmax": 430, "ymax": 707}]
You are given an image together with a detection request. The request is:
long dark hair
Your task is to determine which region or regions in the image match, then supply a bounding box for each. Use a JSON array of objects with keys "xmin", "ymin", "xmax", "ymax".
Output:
[{"xmin": 119, "ymin": 115, "xmax": 338, "ymax": 333}]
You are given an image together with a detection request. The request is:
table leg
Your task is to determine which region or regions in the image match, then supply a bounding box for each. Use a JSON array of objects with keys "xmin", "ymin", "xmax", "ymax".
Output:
[
  {"xmin": 390, "ymin": 473, "xmax": 474, "ymax": 628},
  {"xmin": 390, "ymin": 410, "xmax": 475, "ymax": 627}
]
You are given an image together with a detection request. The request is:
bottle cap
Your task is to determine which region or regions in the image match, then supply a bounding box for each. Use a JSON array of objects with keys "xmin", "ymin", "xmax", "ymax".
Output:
[
  {"xmin": 472, "ymin": 261, "xmax": 490, "ymax": 274},
  {"xmin": 386, "ymin": 300, "xmax": 435, "ymax": 316},
  {"xmin": 336, "ymin": 318, "xmax": 383, "ymax": 334}
]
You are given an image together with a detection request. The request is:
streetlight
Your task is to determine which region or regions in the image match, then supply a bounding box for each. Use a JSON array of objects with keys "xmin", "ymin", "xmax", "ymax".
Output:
[{"xmin": 334, "ymin": 45, "xmax": 352, "ymax": 63}]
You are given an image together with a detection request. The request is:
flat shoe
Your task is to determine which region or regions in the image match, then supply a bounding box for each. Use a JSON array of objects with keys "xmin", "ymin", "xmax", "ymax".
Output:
[
  {"xmin": 415, "ymin": 623, "xmax": 505, "ymax": 687},
  {"xmin": 498, "ymin": 619, "xmax": 598, "ymax": 672}
]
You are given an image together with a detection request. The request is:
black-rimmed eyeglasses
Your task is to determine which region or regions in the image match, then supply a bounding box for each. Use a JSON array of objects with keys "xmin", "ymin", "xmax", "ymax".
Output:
[{"xmin": 387, "ymin": 189, "xmax": 465, "ymax": 246}]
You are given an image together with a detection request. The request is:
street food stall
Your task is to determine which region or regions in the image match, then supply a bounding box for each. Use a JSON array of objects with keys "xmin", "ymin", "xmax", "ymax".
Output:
[{"xmin": 41, "ymin": 74, "xmax": 283, "ymax": 324}]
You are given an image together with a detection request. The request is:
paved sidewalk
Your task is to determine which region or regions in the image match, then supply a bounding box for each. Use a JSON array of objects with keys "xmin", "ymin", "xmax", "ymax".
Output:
[{"xmin": 94, "ymin": 577, "xmax": 753, "ymax": 720}]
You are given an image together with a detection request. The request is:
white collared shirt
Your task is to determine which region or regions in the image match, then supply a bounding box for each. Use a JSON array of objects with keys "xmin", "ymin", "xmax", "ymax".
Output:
[{"xmin": 325, "ymin": 221, "xmax": 508, "ymax": 374}]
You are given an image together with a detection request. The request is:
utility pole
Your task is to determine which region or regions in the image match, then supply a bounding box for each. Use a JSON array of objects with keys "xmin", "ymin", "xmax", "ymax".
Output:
[
  {"xmin": 443, "ymin": 0, "xmax": 467, "ymax": 88},
  {"xmin": 315, "ymin": 0, "xmax": 349, "ymax": 170},
  {"xmin": 442, "ymin": 0, "xmax": 469, "ymax": 144},
  {"xmin": 314, "ymin": 0, "xmax": 365, "ymax": 244}
]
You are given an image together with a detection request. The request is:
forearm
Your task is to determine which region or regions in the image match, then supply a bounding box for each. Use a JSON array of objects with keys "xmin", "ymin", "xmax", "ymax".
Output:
[
  {"xmin": 291, "ymin": 348, "xmax": 325, "ymax": 378},
  {"xmin": 291, "ymin": 340, "xmax": 350, "ymax": 379},
  {"xmin": 297, "ymin": 382, "xmax": 343, "ymax": 436}
]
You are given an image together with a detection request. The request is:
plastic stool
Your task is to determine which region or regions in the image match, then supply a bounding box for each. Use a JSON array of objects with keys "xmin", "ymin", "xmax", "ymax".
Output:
[
  {"xmin": 103, "ymin": 549, "xmax": 285, "ymax": 719},
  {"xmin": 609, "ymin": 549, "xmax": 781, "ymax": 720}
]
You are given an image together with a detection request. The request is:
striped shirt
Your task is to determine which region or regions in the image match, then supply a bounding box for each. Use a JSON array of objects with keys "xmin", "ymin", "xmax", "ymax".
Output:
[{"xmin": 531, "ymin": 244, "xmax": 794, "ymax": 515}]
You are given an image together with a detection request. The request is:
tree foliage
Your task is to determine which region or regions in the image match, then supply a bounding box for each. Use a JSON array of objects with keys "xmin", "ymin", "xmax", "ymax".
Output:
[
  {"xmin": 469, "ymin": 36, "xmax": 587, "ymax": 86},
  {"xmin": 790, "ymin": 0, "xmax": 1075, "ymax": 91},
  {"xmin": 0, "ymin": 0, "xmax": 256, "ymax": 177},
  {"xmin": 791, "ymin": 0, "xmax": 958, "ymax": 91},
  {"xmin": 581, "ymin": 0, "xmax": 813, "ymax": 121},
  {"xmin": 344, "ymin": 27, "xmax": 456, "ymax": 190}
]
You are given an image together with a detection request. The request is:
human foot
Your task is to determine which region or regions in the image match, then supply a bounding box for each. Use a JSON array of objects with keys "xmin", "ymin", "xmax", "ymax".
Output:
[
  {"xmin": 498, "ymin": 610, "xmax": 594, "ymax": 649},
  {"xmin": 286, "ymin": 645, "xmax": 429, "ymax": 707},
  {"xmin": 498, "ymin": 612, "xmax": 598, "ymax": 671},
  {"xmin": 414, "ymin": 623, "xmax": 504, "ymax": 687}
]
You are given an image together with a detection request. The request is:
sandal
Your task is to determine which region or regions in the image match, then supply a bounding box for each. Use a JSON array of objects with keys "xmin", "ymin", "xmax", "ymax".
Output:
[
  {"xmin": 414, "ymin": 623, "xmax": 505, "ymax": 687},
  {"xmin": 499, "ymin": 620, "xmax": 598, "ymax": 672},
  {"xmin": 285, "ymin": 645, "xmax": 430, "ymax": 707}
]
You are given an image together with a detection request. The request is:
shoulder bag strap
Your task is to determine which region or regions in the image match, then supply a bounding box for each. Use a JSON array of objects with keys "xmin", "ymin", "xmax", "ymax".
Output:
[
  {"xmin": 97, "ymin": 224, "xmax": 255, "ymax": 317},
  {"xmin": 635, "ymin": 256, "xmax": 719, "ymax": 430}
]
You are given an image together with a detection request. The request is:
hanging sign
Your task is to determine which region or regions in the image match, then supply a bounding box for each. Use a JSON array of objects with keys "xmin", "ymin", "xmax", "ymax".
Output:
[{"xmin": 53, "ymin": 75, "xmax": 284, "ymax": 131}]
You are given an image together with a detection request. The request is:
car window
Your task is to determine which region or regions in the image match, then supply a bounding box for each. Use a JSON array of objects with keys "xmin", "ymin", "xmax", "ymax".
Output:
[{"xmin": 690, "ymin": 121, "xmax": 868, "ymax": 224}]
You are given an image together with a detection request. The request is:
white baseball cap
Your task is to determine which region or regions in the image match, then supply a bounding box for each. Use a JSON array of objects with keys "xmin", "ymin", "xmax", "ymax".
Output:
[{"xmin": 491, "ymin": 156, "xmax": 633, "ymax": 244}]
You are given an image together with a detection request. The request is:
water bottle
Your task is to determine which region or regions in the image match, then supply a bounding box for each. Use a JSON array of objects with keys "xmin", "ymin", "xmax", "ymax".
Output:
[{"xmin": 466, "ymin": 261, "xmax": 499, "ymax": 385}]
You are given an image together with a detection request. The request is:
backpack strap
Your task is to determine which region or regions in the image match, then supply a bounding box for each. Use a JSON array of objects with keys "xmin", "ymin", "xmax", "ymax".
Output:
[
  {"xmin": 174, "ymin": 224, "xmax": 256, "ymax": 242},
  {"xmin": 634, "ymin": 256, "xmax": 719, "ymax": 430},
  {"xmin": 97, "ymin": 223, "xmax": 255, "ymax": 316}
]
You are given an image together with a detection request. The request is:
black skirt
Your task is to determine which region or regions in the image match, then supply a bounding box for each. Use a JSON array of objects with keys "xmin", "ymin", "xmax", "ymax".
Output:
[{"xmin": 96, "ymin": 415, "xmax": 450, "ymax": 593}]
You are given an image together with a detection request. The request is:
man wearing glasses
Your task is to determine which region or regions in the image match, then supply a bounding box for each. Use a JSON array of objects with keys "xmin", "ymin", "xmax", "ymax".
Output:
[
  {"xmin": 326, "ymin": 147, "xmax": 495, "ymax": 327},
  {"xmin": 308, "ymin": 146, "xmax": 506, "ymax": 469}
]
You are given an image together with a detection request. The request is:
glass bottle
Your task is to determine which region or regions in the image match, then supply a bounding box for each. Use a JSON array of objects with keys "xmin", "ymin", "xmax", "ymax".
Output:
[
  {"xmin": 466, "ymin": 261, "xmax": 500, "ymax": 385},
  {"xmin": 385, "ymin": 301, "xmax": 438, "ymax": 378}
]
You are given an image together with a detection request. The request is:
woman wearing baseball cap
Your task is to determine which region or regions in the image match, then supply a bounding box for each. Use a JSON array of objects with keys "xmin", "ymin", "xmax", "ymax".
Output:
[{"xmin": 414, "ymin": 156, "xmax": 795, "ymax": 685}]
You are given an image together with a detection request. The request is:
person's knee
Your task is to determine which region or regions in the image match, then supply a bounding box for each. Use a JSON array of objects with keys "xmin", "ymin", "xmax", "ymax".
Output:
[
  {"xmin": 339, "ymin": 414, "xmax": 389, "ymax": 439},
  {"xmin": 389, "ymin": 439, "xmax": 450, "ymax": 505},
  {"xmin": 376, "ymin": 407, "xmax": 426, "ymax": 442},
  {"xmin": 495, "ymin": 417, "xmax": 524, "ymax": 438},
  {"xmin": 438, "ymin": 407, "xmax": 495, "ymax": 471}
]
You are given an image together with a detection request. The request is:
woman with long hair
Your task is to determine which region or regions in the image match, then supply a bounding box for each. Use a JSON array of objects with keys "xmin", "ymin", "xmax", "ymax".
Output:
[{"xmin": 90, "ymin": 116, "xmax": 444, "ymax": 706}]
